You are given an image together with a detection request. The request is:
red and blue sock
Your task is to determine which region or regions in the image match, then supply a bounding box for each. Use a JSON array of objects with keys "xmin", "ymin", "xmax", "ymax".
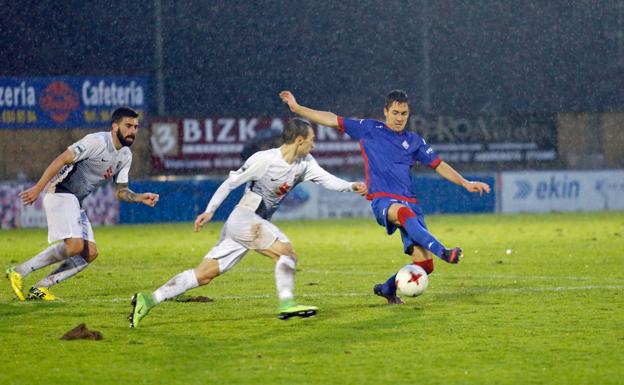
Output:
[
  {"xmin": 397, "ymin": 207, "xmax": 444, "ymax": 257},
  {"xmin": 413, "ymin": 259, "xmax": 434, "ymax": 274}
]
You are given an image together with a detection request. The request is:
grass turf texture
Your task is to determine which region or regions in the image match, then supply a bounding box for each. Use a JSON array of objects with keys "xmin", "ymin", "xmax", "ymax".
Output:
[{"xmin": 1, "ymin": 212, "xmax": 623, "ymax": 385}]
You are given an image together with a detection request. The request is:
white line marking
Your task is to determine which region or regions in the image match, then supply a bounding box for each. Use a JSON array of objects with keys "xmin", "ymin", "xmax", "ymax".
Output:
[
  {"xmin": 237, "ymin": 267, "xmax": 624, "ymax": 283},
  {"xmin": 9, "ymin": 284, "xmax": 616, "ymax": 304}
]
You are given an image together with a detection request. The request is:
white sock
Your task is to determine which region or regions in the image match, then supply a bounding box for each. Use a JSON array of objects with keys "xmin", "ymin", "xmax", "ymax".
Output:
[
  {"xmin": 36, "ymin": 256, "xmax": 89, "ymax": 288},
  {"xmin": 15, "ymin": 243, "xmax": 68, "ymax": 277},
  {"xmin": 152, "ymin": 269, "xmax": 199, "ymax": 304},
  {"xmin": 275, "ymin": 255, "xmax": 296, "ymax": 301}
]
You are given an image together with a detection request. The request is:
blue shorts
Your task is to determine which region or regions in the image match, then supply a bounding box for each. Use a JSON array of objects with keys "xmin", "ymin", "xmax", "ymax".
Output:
[{"xmin": 371, "ymin": 197, "xmax": 428, "ymax": 255}]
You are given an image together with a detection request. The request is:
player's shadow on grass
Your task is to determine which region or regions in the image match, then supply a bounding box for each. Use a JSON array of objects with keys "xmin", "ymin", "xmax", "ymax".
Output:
[{"xmin": 424, "ymin": 283, "xmax": 535, "ymax": 308}]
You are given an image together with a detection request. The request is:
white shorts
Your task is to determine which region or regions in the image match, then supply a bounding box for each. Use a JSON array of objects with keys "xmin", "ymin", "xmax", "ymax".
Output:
[
  {"xmin": 43, "ymin": 193, "xmax": 95, "ymax": 244},
  {"xmin": 204, "ymin": 206, "xmax": 290, "ymax": 273}
]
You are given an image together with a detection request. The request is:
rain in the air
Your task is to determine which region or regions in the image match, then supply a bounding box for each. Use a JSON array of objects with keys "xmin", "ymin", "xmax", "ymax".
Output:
[{"xmin": 1, "ymin": 2, "xmax": 623, "ymax": 385}]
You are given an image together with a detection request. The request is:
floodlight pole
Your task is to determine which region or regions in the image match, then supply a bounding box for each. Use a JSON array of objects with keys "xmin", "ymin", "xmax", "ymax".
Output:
[
  {"xmin": 421, "ymin": 0, "xmax": 431, "ymax": 113},
  {"xmin": 154, "ymin": 0, "xmax": 166, "ymax": 115}
]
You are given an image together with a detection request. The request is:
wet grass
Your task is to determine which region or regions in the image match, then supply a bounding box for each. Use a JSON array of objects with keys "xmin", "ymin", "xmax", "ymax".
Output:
[{"xmin": 1, "ymin": 211, "xmax": 623, "ymax": 385}]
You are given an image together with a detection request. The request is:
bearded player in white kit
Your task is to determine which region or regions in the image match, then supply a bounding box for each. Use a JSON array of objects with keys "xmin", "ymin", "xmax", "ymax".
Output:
[
  {"xmin": 129, "ymin": 118, "xmax": 367, "ymax": 327},
  {"xmin": 6, "ymin": 107, "xmax": 159, "ymax": 301}
]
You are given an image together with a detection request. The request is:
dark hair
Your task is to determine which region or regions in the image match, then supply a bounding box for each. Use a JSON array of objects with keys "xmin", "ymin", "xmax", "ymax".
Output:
[
  {"xmin": 385, "ymin": 90, "xmax": 409, "ymax": 109},
  {"xmin": 282, "ymin": 118, "xmax": 312, "ymax": 144},
  {"xmin": 111, "ymin": 107, "xmax": 139, "ymax": 124}
]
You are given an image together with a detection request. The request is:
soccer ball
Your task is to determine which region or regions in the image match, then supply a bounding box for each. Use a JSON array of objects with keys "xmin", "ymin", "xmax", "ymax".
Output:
[{"xmin": 395, "ymin": 264, "xmax": 429, "ymax": 297}]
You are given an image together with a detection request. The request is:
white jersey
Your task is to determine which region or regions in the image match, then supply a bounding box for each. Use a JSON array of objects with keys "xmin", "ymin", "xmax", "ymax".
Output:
[
  {"xmin": 205, "ymin": 148, "xmax": 353, "ymax": 220},
  {"xmin": 47, "ymin": 132, "xmax": 132, "ymax": 205}
]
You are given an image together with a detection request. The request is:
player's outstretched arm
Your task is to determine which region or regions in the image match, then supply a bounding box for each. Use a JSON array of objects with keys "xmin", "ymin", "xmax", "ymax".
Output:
[
  {"xmin": 279, "ymin": 90, "xmax": 340, "ymax": 129},
  {"xmin": 434, "ymin": 161, "xmax": 491, "ymax": 196},
  {"xmin": 303, "ymin": 157, "xmax": 367, "ymax": 194},
  {"xmin": 19, "ymin": 149, "xmax": 75, "ymax": 205},
  {"xmin": 115, "ymin": 183, "xmax": 160, "ymax": 206}
]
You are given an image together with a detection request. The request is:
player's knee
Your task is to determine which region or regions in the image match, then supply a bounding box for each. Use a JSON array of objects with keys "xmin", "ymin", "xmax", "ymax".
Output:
[
  {"xmin": 281, "ymin": 247, "xmax": 297, "ymax": 263},
  {"xmin": 272, "ymin": 241, "xmax": 297, "ymax": 260},
  {"xmin": 195, "ymin": 269, "xmax": 213, "ymax": 285},
  {"xmin": 397, "ymin": 206, "xmax": 417, "ymax": 226},
  {"xmin": 64, "ymin": 239, "xmax": 84, "ymax": 256},
  {"xmin": 85, "ymin": 249, "xmax": 98, "ymax": 263}
]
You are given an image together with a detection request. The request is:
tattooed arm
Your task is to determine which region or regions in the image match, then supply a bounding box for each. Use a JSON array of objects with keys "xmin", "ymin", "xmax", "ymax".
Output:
[{"xmin": 115, "ymin": 183, "xmax": 160, "ymax": 207}]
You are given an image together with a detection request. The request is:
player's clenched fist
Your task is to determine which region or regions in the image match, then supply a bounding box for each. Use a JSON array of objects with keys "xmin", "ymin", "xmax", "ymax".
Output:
[
  {"xmin": 140, "ymin": 192, "xmax": 160, "ymax": 207},
  {"xmin": 352, "ymin": 182, "xmax": 368, "ymax": 197}
]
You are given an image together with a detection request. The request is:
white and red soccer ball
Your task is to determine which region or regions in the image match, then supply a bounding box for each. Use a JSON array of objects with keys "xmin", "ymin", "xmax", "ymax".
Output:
[{"xmin": 395, "ymin": 264, "xmax": 429, "ymax": 297}]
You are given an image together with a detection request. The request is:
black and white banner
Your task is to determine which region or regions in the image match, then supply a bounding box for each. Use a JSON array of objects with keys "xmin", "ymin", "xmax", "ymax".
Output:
[
  {"xmin": 411, "ymin": 113, "xmax": 557, "ymax": 164},
  {"xmin": 150, "ymin": 117, "xmax": 362, "ymax": 172},
  {"xmin": 150, "ymin": 113, "xmax": 558, "ymax": 173}
]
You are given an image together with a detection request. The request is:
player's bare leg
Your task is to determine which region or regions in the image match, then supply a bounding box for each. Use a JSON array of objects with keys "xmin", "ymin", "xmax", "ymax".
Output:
[
  {"xmin": 129, "ymin": 259, "xmax": 215, "ymax": 328},
  {"xmin": 259, "ymin": 240, "xmax": 317, "ymax": 319}
]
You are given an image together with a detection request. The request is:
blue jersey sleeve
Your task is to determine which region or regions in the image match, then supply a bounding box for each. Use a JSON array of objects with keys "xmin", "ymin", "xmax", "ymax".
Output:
[
  {"xmin": 413, "ymin": 135, "xmax": 442, "ymax": 169},
  {"xmin": 337, "ymin": 117, "xmax": 372, "ymax": 140}
]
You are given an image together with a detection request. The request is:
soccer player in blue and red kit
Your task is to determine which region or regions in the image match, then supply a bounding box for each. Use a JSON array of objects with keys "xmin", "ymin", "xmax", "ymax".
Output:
[{"xmin": 280, "ymin": 90, "xmax": 491, "ymax": 304}]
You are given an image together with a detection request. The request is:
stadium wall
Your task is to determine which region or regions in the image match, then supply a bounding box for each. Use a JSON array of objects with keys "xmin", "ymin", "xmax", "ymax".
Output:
[
  {"xmin": 2, "ymin": 170, "xmax": 623, "ymax": 229},
  {"xmin": 557, "ymin": 112, "xmax": 624, "ymax": 169},
  {"xmin": 118, "ymin": 174, "xmax": 496, "ymax": 224},
  {"xmin": 0, "ymin": 128, "xmax": 152, "ymax": 181}
]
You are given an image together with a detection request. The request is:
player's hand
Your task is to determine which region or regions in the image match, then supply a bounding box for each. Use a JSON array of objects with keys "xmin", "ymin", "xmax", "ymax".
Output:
[
  {"xmin": 140, "ymin": 192, "xmax": 160, "ymax": 207},
  {"xmin": 19, "ymin": 186, "xmax": 42, "ymax": 205},
  {"xmin": 352, "ymin": 182, "xmax": 368, "ymax": 197},
  {"xmin": 194, "ymin": 212, "xmax": 214, "ymax": 232},
  {"xmin": 279, "ymin": 91, "xmax": 299, "ymax": 111},
  {"xmin": 463, "ymin": 181, "xmax": 491, "ymax": 196}
]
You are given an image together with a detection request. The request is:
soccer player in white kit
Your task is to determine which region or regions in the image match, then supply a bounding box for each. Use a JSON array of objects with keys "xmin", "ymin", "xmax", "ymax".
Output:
[
  {"xmin": 6, "ymin": 107, "xmax": 159, "ymax": 301},
  {"xmin": 129, "ymin": 118, "xmax": 367, "ymax": 327}
]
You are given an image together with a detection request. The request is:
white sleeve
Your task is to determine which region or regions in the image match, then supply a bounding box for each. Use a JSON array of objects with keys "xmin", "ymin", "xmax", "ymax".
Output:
[
  {"xmin": 68, "ymin": 134, "xmax": 101, "ymax": 163},
  {"xmin": 204, "ymin": 152, "xmax": 271, "ymax": 213},
  {"xmin": 303, "ymin": 156, "xmax": 353, "ymax": 192},
  {"xmin": 115, "ymin": 154, "xmax": 132, "ymax": 184}
]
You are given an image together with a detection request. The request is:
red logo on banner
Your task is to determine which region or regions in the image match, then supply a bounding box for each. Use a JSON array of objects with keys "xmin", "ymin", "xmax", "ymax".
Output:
[{"xmin": 39, "ymin": 81, "xmax": 80, "ymax": 123}]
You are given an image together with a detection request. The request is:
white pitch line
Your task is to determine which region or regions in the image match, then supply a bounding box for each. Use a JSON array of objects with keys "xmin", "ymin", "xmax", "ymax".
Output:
[
  {"xmin": 240, "ymin": 285, "xmax": 624, "ymax": 298},
  {"xmin": 236, "ymin": 267, "xmax": 624, "ymax": 283},
  {"xmin": 457, "ymin": 274, "xmax": 624, "ymax": 283},
  {"xmin": 447, "ymin": 284, "xmax": 624, "ymax": 295},
  {"xmin": 38, "ymin": 284, "xmax": 624, "ymax": 304}
]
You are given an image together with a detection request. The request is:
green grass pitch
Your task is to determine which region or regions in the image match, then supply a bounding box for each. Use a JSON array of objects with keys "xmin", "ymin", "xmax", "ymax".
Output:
[{"xmin": 1, "ymin": 212, "xmax": 623, "ymax": 385}]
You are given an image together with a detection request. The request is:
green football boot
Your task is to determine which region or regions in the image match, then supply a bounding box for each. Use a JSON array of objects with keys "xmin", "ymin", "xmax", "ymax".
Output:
[
  {"xmin": 277, "ymin": 299, "xmax": 318, "ymax": 320},
  {"xmin": 6, "ymin": 266, "xmax": 25, "ymax": 301},
  {"xmin": 129, "ymin": 292, "xmax": 155, "ymax": 328}
]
